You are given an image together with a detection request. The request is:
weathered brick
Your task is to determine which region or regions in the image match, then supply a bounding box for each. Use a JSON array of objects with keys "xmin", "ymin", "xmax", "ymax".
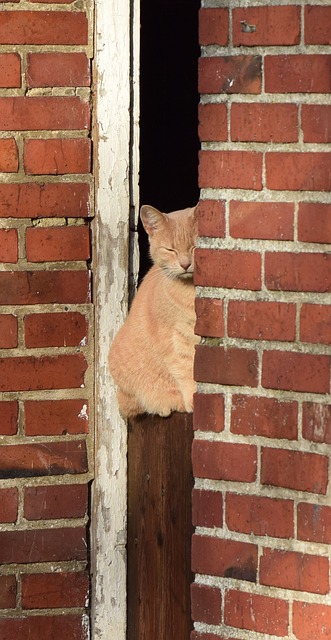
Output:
[
  {"xmin": 199, "ymin": 56, "xmax": 261, "ymax": 95},
  {"xmin": 24, "ymin": 484, "xmax": 88, "ymax": 520},
  {"xmin": 192, "ymin": 440, "xmax": 257, "ymax": 483},
  {"xmin": 0, "ymin": 271, "xmax": 90, "ymax": 305},
  {"xmin": 24, "ymin": 138, "xmax": 91, "ymax": 175},
  {"xmin": 266, "ymin": 152, "xmax": 331, "ymax": 192},
  {"xmin": 233, "ymin": 6, "xmax": 300, "ymax": 46},
  {"xmin": 0, "ymin": 354, "xmax": 88, "ymax": 393},
  {"xmin": 260, "ymin": 548, "xmax": 329, "ymax": 594},
  {"xmin": 0, "ymin": 12, "xmax": 88, "ymax": 44},
  {"xmin": 0, "ymin": 314, "xmax": 18, "ymax": 348},
  {"xmin": 302, "ymin": 402, "xmax": 331, "ymax": 445},
  {"xmin": 199, "ymin": 150, "xmax": 262, "ymax": 190},
  {"xmin": 0, "ymin": 228, "xmax": 18, "ymax": 262},
  {"xmin": 0, "ymin": 400, "xmax": 18, "ymax": 435},
  {"xmin": 198, "ymin": 103, "xmax": 227, "ymax": 142},
  {"xmin": 265, "ymin": 252, "xmax": 331, "ymax": 293},
  {"xmin": 230, "ymin": 201, "xmax": 294, "ymax": 241},
  {"xmin": 195, "ymin": 344, "xmax": 259, "ymax": 387},
  {"xmin": 0, "ymin": 488, "xmax": 18, "ymax": 523},
  {"xmin": 0, "ymin": 575, "xmax": 16, "ymax": 609},
  {"xmin": 0, "ymin": 615, "xmax": 88, "ymax": 640},
  {"xmin": 293, "ymin": 602, "xmax": 331, "ymax": 640},
  {"xmin": 300, "ymin": 304, "xmax": 331, "ymax": 345},
  {"xmin": 195, "ymin": 297, "xmax": 224, "ymax": 337},
  {"xmin": 199, "ymin": 8, "xmax": 228, "ymax": 46},
  {"xmin": 261, "ymin": 448, "xmax": 329, "ymax": 494},
  {"xmin": 226, "ymin": 493, "xmax": 294, "ymax": 538},
  {"xmin": 265, "ymin": 55, "xmax": 331, "ymax": 94},
  {"xmin": 192, "ymin": 489, "xmax": 223, "ymax": 528},
  {"xmin": 0, "ymin": 527, "xmax": 87, "ymax": 563},
  {"xmin": 0, "ymin": 53, "xmax": 20, "ymax": 87},
  {"xmin": 298, "ymin": 203, "xmax": 331, "ymax": 244},
  {"xmin": 262, "ymin": 350, "xmax": 330, "ymax": 394},
  {"xmin": 302, "ymin": 105, "xmax": 331, "ymax": 143},
  {"xmin": 231, "ymin": 395, "xmax": 298, "ymax": 440},
  {"xmin": 26, "ymin": 226, "xmax": 90, "ymax": 262},
  {"xmin": 24, "ymin": 312, "xmax": 88, "ymax": 348},
  {"xmin": 224, "ymin": 590, "xmax": 289, "ymax": 636},
  {"xmin": 0, "ymin": 138, "xmax": 18, "ymax": 171},
  {"xmin": 197, "ymin": 200, "xmax": 225, "ymax": 238},
  {"xmin": 192, "ymin": 535, "xmax": 258, "ymax": 582},
  {"xmin": 305, "ymin": 6, "xmax": 331, "ymax": 45},
  {"xmin": 228, "ymin": 300, "xmax": 296, "ymax": 341},
  {"xmin": 0, "ymin": 441, "xmax": 88, "ymax": 478},
  {"xmin": 27, "ymin": 53, "xmax": 90, "ymax": 88},
  {"xmin": 191, "ymin": 582, "xmax": 222, "ymax": 625},
  {"xmin": 0, "ymin": 97, "xmax": 90, "ymax": 131},
  {"xmin": 0, "ymin": 182, "xmax": 90, "ymax": 218},
  {"xmin": 195, "ymin": 248, "xmax": 261, "ymax": 290},
  {"xmin": 22, "ymin": 571, "xmax": 89, "ymax": 609},
  {"xmin": 193, "ymin": 393, "xmax": 225, "ymax": 433},
  {"xmin": 231, "ymin": 103, "xmax": 298, "ymax": 142},
  {"xmin": 298, "ymin": 503, "xmax": 331, "ymax": 544},
  {"xmin": 24, "ymin": 399, "xmax": 89, "ymax": 436}
]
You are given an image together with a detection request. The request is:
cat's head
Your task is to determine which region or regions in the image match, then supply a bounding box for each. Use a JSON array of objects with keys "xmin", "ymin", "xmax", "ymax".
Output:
[{"xmin": 140, "ymin": 205, "xmax": 198, "ymax": 280}]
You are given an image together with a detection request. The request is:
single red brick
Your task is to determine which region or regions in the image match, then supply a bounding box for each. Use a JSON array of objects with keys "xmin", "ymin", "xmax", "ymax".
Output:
[
  {"xmin": 265, "ymin": 55, "xmax": 331, "ymax": 94},
  {"xmin": 302, "ymin": 105, "xmax": 331, "ymax": 143},
  {"xmin": 231, "ymin": 395, "xmax": 298, "ymax": 440},
  {"xmin": 265, "ymin": 252, "xmax": 331, "ymax": 293},
  {"xmin": 0, "ymin": 12, "xmax": 87, "ymax": 44},
  {"xmin": 199, "ymin": 8, "xmax": 228, "ymax": 46},
  {"xmin": 228, "ymin": 300, "xmax": 296, "ymax": 341},
  {"xmin": 24, "ymin": 312, "xmax": 88, "ymax": 348},
  {"xmin": 300, "ymin": 304, "xmax": 331, "ymax": 345},
  {"xmin": 226, "ymin": 493, "xmax": 294, "ymax": 538},
  {"xmin": 298, "ymin": 203, "xmax": 331, "ymax": 244},
  {"xmin": 0, "ymin": 228, "xmax": 18, "ymax": 262},
  {"xmin": 231, "ymin": 103, "xmax": 298, "ymax": 142},
  {"xmin": 27, "ymin": 53, "xmax": 90, "ymax": 88},
  {"xmin": 261, "ymin": 447, "xmax": 329, "ymax": 494},
  {"xmin": 0, "ymin": 314, "xmax": 18, "ymax": 348},
  {"xmin": 199, "ymin": 150, "xmax": 262, "ymax": 190},
  {"xmin": 0, "ymin": 182, "xmax": 90, "ymax": 218},
  {"xmin": 193, "ymin": 393, "xmax": 225, "ymax": 432},
  {"xmin": 198, "ymin": 103, "xmax": 227, "ymax": 142},
  {"xmin": 197, "ymin": 200, "xmax": 225, "ymax": 238},
  {"xmin": 199, "ymin": 56, "xmax": 262, "ymax": 95},
  {"xmin": 192, "ymin": 535, "xmax": 258, "ymax": 582},
  {"xmin": 302, "ymin": 402, "xmax": 331, "ymax": 445},
  {"xmin": 195, "ymin": 297, "xmax": 224, "ymax": 338},
  {"xmin": 0, "ymin": 354, "xmax": 88, "ymax": 393},
  {"xmin": 26, "ymin": 226, "xmax": 90, "ymax": 262},
  {"xmin": 0, "ymin": 97, "xmax": 90, "ymax": 131},
  {"xmin": 195, "ymin": 344, "xmax": 259, "ymax": 388},
  {"xmin": 195, "ymin": 248, "xmax": 261, "ymax": 290},
  {"xmin": 192, "ymin": 440, "xmax": 257, "ymax": 483},
  {"xmin": 192, "ymin": 489, "xmax": 223, "ymax": 528},
  {"xmin": 0, "ymin": 575, "xmax": 16, "ymax": 609},
  {"xmin": 305, "ymin": 6, "xmax": 331, "ymax": 45},
  {"xmin": 0, "ymin": 527, "xmax": 87, "ymax": 563},
  {"xmin": 298, "ymin": 503, "xmax": 331, "ymax": 544},
  {"xmin": 24, "ymin": 399, "xmax": 89, "ymax": 436},
  {"xmin": 191, "ymin": 582, "xmax": 222, "ymax": 625},
  {"xmin": 24, "ymin": 138, "xmax": 91, "ymax": 175},
  {"xmin": 0, "ymin": 615, "xmax": 88, "ymax": 640},
  {"xmin": 0, "ymin": 401, "xmax": 18, "ymax": 435},
  {"xmin": 0, "ymin": 488, "xmax": 18, "ymax": 523},
  {"xmin": 0, "ymin": 271, "xmax": 90, "ymax": 305},
  {"xmin": 22, "ymin": 571, "xmax": 89, "ymax": 609},
  {"xmin": 262, "ymin": 350, "xmax": 330, "ymax": 394},
  {"xmin": 266, "ymin": 151, "xmax": 331, "ymax": 191},
  {"xmin": 230, "ymin": 201, "xmax": 294, "ymax": 240},
  {"xmin": 260, "ymin": 548, "xmax": 329, "ymax": 594},
  {"xmin": 0, "ymin": 53, "xmax": 20, "ymax": 87},
  {"xmin": 233, "ymin": 6, "xmax": 300, "ymax": 46},
  {"xmin": 224, "ymin": 590, "xmax": 289, "ymax": 636},
  {"xmin": 0, "ymin": 138, "xmax": 18, "ymax": 171},
  {"xmin": 293, "ymin": 602, "xmax": 331, "ymax": 640},
  {"xmin": 0, "ymin": 441, "xmax": 88, "ymax": 478},
  {"xmin": 24, "ymin": 484, "xmax": 88, "ymax": 520}
]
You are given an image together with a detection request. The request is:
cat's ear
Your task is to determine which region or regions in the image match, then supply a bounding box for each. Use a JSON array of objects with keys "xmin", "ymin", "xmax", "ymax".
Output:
[{"xmin": 140, "ymin": 205, "xmax": 167, "ymax": 237}]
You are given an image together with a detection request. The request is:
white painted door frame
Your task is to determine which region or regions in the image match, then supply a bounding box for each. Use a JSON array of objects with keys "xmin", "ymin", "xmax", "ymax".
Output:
[{"xmin": 91, "ymin": 1, "xmax": 139, "ymax": 637}]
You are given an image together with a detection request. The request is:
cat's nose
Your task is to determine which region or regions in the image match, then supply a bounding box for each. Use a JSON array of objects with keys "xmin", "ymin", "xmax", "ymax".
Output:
[{"xmin": 179, "ymin": 257, "xmax": 191, "ymax": 271}]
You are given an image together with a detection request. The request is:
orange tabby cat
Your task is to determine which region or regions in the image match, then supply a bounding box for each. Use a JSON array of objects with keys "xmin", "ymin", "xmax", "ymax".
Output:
[{"xmin": 109, "ymin": 204, "xmax": 199, "ymax": 418}]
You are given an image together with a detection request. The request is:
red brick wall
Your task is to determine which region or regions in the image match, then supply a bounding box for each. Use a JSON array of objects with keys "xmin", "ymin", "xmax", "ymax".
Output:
[
  {"xmin": 0, "ymin": 1, "xmax": 93, "ymax": 638},
  {"xmin": 193, "ymin": 4, "xmax": 331, "ymax": 640}
]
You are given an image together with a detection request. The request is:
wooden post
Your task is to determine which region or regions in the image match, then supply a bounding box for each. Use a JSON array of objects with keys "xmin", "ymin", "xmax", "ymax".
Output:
[{"xmin": 128, "ymin": 413, "xmax": 194, "ymax": 640}]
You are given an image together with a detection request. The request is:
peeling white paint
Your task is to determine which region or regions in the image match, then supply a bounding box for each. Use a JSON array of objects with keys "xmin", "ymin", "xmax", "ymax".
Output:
[{"xmin": 78, "ymin": 403, "xmax": 89, "ymax": 421}]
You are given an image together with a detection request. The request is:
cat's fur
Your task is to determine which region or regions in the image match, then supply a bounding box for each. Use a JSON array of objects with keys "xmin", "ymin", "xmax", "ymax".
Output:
[{"xmin": 109, "ymin": 204, "xmax": 199, "ymax": 418}]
